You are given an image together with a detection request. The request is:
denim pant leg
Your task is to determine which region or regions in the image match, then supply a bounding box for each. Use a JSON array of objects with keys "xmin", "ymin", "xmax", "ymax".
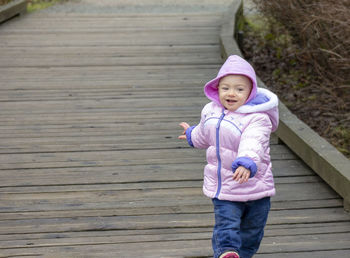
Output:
[
  {"xmin": 239, "ymin": 197, "xmax": 271, "ymax": 258},
  {"xmin": 212, "ymin": 198, "xmax": 244, "ymax": 258}
]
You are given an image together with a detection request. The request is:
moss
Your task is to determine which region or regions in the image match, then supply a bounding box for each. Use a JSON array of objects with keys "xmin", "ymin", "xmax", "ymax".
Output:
[
  {"xmin": 0, "ymin": 0, "xmax": 13, "ymax": 6},
  {"xmin": 332, "ymin": 126, "xmax": 350, "ymax": 155},
  {"xmin": 27, "ymin": 0, "xmax": 69, "ymax": 13}
]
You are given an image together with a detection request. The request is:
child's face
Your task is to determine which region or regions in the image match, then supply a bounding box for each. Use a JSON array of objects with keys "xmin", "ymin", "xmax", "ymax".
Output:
[{"xmin": 218, "ymin": 75, "xmax": 252, "ymax": 111}]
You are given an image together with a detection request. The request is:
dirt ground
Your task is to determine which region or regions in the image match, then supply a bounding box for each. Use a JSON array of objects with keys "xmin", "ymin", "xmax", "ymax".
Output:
[{"xmin": 241, "ymin": 24, "xmax": 349, "ymax": 158}]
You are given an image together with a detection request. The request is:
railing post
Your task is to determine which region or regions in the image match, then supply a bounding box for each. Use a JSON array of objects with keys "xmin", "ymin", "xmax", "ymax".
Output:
[{"xmin": 0, "ymin": 0, "xmax": 27, "ymax": 24}]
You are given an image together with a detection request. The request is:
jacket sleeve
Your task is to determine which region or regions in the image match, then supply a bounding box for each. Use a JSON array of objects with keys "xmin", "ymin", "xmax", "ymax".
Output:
[
  {"xmin": 232, "ymin": 114, "xmax": 272, "ymax": 177},
  {"xmin": 185, "ymin": 105, "xmax": 210, "ymax": 149}
]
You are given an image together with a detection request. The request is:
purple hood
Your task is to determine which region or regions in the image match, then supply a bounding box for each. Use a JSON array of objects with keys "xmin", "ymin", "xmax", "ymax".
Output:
[
  {"xmin": 204, "ymin": 55, "xmax": 257, "ymax": 105},
  {"xmin": 203, "ymin": 55, "xmax": 279, "ymax": 132}
]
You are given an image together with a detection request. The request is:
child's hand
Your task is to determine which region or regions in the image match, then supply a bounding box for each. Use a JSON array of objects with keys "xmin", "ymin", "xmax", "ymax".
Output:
[
  {"xmin": 178, "ymin": 122, "xmax": 190, "ymax": 140},
  {"xmin": 233, "ymin": 166, "xmax": 251, "ymax": 184}
]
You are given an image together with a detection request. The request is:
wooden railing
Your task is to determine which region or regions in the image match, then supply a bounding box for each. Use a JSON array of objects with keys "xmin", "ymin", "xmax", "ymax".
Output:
[{"xmin": 0, "ymin": 0, "xmax": 26, "ymax": 24}]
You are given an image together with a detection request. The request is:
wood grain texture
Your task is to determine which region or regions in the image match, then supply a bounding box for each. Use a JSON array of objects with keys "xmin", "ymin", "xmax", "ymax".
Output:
[{"xmin": 0, "ymin": 1, "xmax": 349, "ymax": 257}]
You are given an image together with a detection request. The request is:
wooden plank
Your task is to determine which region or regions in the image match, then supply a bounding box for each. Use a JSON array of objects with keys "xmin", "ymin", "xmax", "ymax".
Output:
[
  {"xmin": 0, "ymin": 1, "xmax": 349, "ymax": 257},
  {"xmin": 0, "ymin": 82, "xmax": 210, "ymax": 90},
  {"xmin": 0, "ymin": 44, "xmax": 220, "ymax": 55},
  {"xmin": 0, "ymin": 240, "xmax": 215, "ymax": 258},
  {"xmin": 260, "ymin": 233, "xmax": 350, "ymax": 253},
  {"xmin": 0, "ymin": 79, "xmax": 210, "ymax": 90},
  {"xmin": 0, "ymin": 221, "xmax": 347, "ymax": 242},
  {"xmin": 0, "ymin": 224, "xmax": 349, "ymax": 257},
  {"xmin": 0, "ymin": 90, "xmax": 204, "ymax": 101},
  {"xmin": 0, "ymin": 147, "xmax": 297, "ymax": 170},
  {"xmin": 0, "ymin": 26, "xmax": 221, "ymax": 34},
  {"xmin": 1, "ymin": 221, "xmax": 348, "ymax": 242},
  {"xmin": 0, "ymin": 200, "xmax": 343, "ymax": 227},
  {"xmin": 1, "ymin": 14, "xmax": 223, "ymax": 26},
  {"xmin": 255, "ymin": 250, "xmax": 350, "ymax": 258},
  {"xmin": 0, "ymin": 158, "xmax": 303, "ymax": 189},
  {"xmin": 0, "ymin": 125, "xmax": 279, "ymax": 144},
  {"xmin": 0, "ymin": 98, "xmax": 212, "ymax": 113},
  {"xmin": 0, "ymin": 198, "xmax": 343, "ymax": 221},
  {"xmin": 0, "ymin": 172, "xmax": 326, "ymax": 193},
  {"xmin": 0, "ymin": 56, "xmax": 222, "ymax": 68},
  {"xmin": 25, "ymin": 12, "xmax": 223, "ymax": 18},
  {"xmin": 0, "ymin": 65, "xmax": 220, "ymax": 81},
  {"xmin": 265, "ymin": 221, "xmax": 350, "ymax": 236},
  {"xmin": 1, "ymin": 225, "xmax": 350, "ymax": 252},
  {"xmin": 0, "ymin": 32, "xmax": 220, "ymax": 47},
  {"xmin": 1, "ymin": 13, "xmax": 224, "ymax": 29},
  {"xmin": 0, "ymin": 180, "xmax": 337, "ymax": 204},
  {"xmin": 0, "ymin": 208, "xmax": 349, "ymax": 235},
  {"xmin": 0, "ymin": 122, "xmax": 202, "ymax": 135},
  {"xmin": 0, "ymin": 231, "xmax": 349, "ymax": 258},
  {"xmin": 0, "ymin": 135, "xmax": 292, "ymax": 154},
  {"xmin": 0, "ymin": 113, "xmax": 203, "ymax": 126},
  {"xmin": 0, "ymin": 175, "xmax": 325, "ymax": 195},
  {"xmin": 0, "ymin": 184, "xmax": 340, "ymax": 214}
]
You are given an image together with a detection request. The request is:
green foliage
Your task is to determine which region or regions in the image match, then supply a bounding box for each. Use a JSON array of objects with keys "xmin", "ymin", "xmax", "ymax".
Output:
[
  {"xmin": 27, "ymin": 0, "xmax": 54, "ymax": 12},
  {"xmin": 0, "ymin": 0, "xmax": 12, "ymax": 6},
  {"xmin": 0, "ymin": 0, "xmax": 70, "ymax": 10},
  {"xmin": 332, "ymin": 126, "xmax": 350, "ymax": 156},
  {"xmin": 27, "ymin": 0, "xmax": 68, "ymax": 13},
  {"xmin": 272, "ymin": 68, "xmax": 280, "ymax": 78},
  {"xmin": 244, "ymin": 15, "xmax": 270, "ymax": 39},
  {"xmin": 245, "ymin": 15, "xmax": 292, "ymax": 45}
]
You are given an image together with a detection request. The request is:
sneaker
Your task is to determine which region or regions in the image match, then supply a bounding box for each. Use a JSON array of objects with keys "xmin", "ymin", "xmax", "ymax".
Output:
[{"xmin": 219, "ymin": 251, "xmax": 240, "ymax": 258}]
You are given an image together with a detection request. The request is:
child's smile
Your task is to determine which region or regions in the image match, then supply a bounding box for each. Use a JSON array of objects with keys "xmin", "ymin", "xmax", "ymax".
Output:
[{"xmin": 218, "ymin": 75, "xmax": 252, "ymax": 111}]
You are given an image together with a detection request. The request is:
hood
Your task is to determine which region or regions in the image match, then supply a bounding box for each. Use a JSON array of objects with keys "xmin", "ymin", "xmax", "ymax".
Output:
[
  {"xmin": 236, "ymin": 87, "xmax": 279, "ymax": 132},
  {"xmin": 204, "ymin": 55, "xmax": 257, "ymax": 105},
  {"xmin": 204, "ymin": 55, "xmax": 279, "ymax": 132}
]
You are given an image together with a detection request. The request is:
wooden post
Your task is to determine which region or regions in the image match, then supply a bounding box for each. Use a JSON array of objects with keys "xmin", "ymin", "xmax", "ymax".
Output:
[
  {"xmin": 0, "ymin": 0, "xmax": 27, "ymax": 24},
  {"xmin": 344, "ymin": 199, "xmax": 350, "ymax": 213}
]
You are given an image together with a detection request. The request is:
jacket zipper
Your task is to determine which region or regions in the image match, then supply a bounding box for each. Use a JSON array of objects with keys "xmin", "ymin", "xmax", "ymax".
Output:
[{"xmin": 215, "ymin": 110, "xmax": 226, "ymax": 198}]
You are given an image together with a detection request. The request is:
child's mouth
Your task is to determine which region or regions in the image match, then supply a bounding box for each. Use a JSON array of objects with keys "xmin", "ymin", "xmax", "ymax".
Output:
[{"xmin": 226, "ymin": 99, "xmax": 237, "ymax": 103}]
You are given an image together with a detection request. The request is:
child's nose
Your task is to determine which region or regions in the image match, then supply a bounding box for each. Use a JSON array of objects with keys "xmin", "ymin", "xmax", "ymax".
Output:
[{"xmin": 228, "ymin": 89, "xmax": 236, "ymax": 96}]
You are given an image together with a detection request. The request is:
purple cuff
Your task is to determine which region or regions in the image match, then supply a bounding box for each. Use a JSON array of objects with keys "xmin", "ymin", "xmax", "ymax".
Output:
[
  {"xmin": 231, "ymin": 157, "xmax": 257, "ymax": 178},
  {"xmin": 186, "ymin": 126, "xmax": 196, "ymax": 148}
]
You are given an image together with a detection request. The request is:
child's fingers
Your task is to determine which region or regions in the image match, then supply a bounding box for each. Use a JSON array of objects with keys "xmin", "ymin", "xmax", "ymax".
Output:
[
  {"xmin": 232, "ymin": 171, "xmax": 237, "ymax": 180},
  {"xmin": 233, "ymin": 168, "xmax": 244, "ymax": 181},
  {"xmin": 239, "ymin": 171, "xmax": 250, "ymax": 184},
  {"xmin": 178, "ymin": 135, "xmax": 187, "ymax": 140},
  {"xmin": 179, "ymin": 122, "xmax": 190, "ymax": 139},
  {"xmin": 179, "ymin": 122, "xmax": 190, "ymax": 130},
  {"xmin": 233, "ymin": 166, "xmax": 251, "ymax": 184}
]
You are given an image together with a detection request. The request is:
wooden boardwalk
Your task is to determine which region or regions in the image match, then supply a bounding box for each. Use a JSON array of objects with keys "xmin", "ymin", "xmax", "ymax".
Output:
[{"xmin": 0, "ymin": 2, "xmax": 350, "ymax": 257}]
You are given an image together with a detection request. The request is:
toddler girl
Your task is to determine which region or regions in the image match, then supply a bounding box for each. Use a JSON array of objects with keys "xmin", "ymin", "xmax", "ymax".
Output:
[{"xmin": 178, "ymin": 55, "xmax": 279, "ymax": 258}]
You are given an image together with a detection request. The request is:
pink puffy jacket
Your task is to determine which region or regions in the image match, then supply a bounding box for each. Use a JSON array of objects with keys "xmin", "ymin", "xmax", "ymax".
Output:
[{"xmin": 186, "ymin": 55, "xmax": 279, "ymax": 202}]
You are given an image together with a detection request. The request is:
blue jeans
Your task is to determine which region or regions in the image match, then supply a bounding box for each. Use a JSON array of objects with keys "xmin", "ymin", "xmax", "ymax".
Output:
[{"xmin": 212, "ymin": 197, "xmax": 271, "ymax": 258}]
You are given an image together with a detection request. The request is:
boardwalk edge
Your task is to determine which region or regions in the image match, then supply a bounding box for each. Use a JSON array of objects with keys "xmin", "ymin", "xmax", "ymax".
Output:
[
  {"xmin": 0, "ymin": 0, "xmax": 26, "ymax": 24},
  {"xmin": 220, "ymin": 0, "xmax": 350, "ymax": 211}
]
